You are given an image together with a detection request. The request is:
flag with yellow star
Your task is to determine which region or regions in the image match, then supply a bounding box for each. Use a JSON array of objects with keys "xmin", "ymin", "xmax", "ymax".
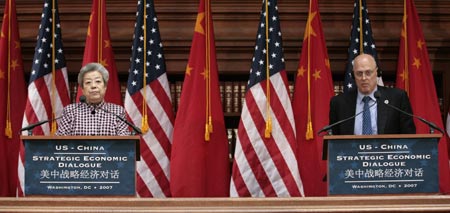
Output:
[
  {"xmin": 396, "ymin": 0, "xmax": 450, "ymax": 193},
  {"xmin": 75, "ymin": 0, "xmax": 122, "ymax": 105},
  {"xmin": 0, "ymin": 0, "xmax": 26, "ymax": 197},
  {"xmin": 170, "ymin": 0, "xmax": 230, "ymax": 197},
  {"xmin": 18, "ymin": 0, "xmax": 71, "ymax": 196},
  {"xmin": 293, "ymin": 0, "xmax": 333, "ymax": 197}
]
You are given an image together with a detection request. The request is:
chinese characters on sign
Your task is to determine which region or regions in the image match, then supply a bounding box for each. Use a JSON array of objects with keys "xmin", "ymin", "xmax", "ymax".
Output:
[
  {"xmin": 24, "ymin": 138, "xmax": 137, "ymax": 196},
  {"xmin": 328, "ymin": 137, "xmax": 438, "ymax": 195}
]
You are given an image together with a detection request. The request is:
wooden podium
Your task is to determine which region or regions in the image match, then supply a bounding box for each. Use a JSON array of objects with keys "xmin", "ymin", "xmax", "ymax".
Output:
[
  {"xmin": 21, "ymin": 135, "xmax": 140, "ymax": 196},
  {"xmin": 323, "ymin": 134, "xmax": 441, "ymax": 195}
]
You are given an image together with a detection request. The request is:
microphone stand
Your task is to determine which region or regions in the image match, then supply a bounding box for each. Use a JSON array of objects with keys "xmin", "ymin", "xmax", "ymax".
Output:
[
  {"xmin": 23, "ymin": 120, "xmax": 49, "ymax": 136},
  {"xmin": 380, "ymin": 101, "xmax": 444, "ymax": 134},
  {"xmin": 317, "ymin": 100, "xmax": 378, "ymax": 136},
  {"xmin": 374, "ymin": 91, "xmax": 444, "ymax": 134},
  {"xmin": 96, "ymin": 107, "xmax": 142, "ymax": 135},
  {"xmin": 85, "ymin": 96, "xmax": 142, "ymax": 135},
  {"xmin": 21, "ymin": 96, "xmax": 88, "ymax": 135}
]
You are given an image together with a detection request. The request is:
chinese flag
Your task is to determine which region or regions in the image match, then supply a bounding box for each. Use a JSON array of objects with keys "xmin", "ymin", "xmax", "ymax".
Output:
[
  {"xmin": 396, "ymin": 0, "xmax": 450, "ymax": 193},
  {"xmin": 293, "ymin": 0, "xmax": 334, "ymax": 196},
  {"xmin": 0, "ymin": 0, "xmax": 27, "ymax": 196},
  {"xmin": 170, "ymin": 0, "xmax": 230, "ymax": 197},
  {"xmin": 76, "ymin": 0, "xmax": 122, "ymax": 105}
]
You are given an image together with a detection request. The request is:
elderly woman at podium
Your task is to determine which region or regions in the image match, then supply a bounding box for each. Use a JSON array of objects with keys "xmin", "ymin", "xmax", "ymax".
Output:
[{"xmin": 55, "ymin": 63, "xmax": 131, "ymax": 136}]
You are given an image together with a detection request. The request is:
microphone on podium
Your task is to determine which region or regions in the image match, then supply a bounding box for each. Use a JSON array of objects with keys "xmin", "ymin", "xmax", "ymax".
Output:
[
  {"xmin": 79, "ymin": 95, "xmax": 86, "ymax": 103},
  {"xmin": 20, "ymin": 95, "xmax": 88, "ymax": 134},
  {"xmin": 317, "ymin": 96, "xmax": 378, "ymax": 135},
  {"xmin": 374, "ymin": 91, "xmax": 444, "ymax": 134}
]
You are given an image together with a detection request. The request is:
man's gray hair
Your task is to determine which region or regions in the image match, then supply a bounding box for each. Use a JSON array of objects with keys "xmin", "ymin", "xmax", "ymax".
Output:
[{"xmin": 78, "ymin": 62, "xmax": 110, "ymax": 85}]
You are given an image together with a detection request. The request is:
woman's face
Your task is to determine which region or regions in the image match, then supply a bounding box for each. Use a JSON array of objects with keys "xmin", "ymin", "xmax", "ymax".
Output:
[{"xmin": 81, "ymin": 70, "xmax": 107, "ymax": 104}]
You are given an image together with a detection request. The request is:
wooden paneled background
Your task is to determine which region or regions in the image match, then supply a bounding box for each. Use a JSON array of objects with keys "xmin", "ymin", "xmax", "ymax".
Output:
[{"xmin": 2, "ymin": 0, "xmax": 450, "ymax": 115}]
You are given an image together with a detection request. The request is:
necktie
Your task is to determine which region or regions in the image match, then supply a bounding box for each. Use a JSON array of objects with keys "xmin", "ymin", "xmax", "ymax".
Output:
[{"xmin": 362, "ymin": 96, "xmax": 373, "ymax": 135}]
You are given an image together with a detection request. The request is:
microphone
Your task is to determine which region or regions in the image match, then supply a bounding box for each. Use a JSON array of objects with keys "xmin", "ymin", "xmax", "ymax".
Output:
[
  {"xmin": 20, "ymin": 95, "xmax": 87, "ymax": 133},
  {"xmin": 79, "ymin": 95, "xmax": 87, "ymax": 103},
  {"xmin": 374, "ymin": 91, "xmax": 444, "ymax": 134},
  {"xmin": 317, "ymin": 95, "xmax": 378, "ymax": 135},
  {"xmin": 20, "ymin": 120, "xmax": 50, "ymax": 133},
  {"xmin": 96, "ymin": 106, "xmax": 142, "ymax": 135}
]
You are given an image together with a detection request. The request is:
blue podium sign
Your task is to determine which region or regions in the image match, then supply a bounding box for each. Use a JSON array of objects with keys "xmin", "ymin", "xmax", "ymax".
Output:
[
  {"xmin": 325, "ymin": 134, "xmax": 440, "ymax": 195},
  {"xmin": 22, "ymin": 136, "xmax": 139, "ymax": 196}
]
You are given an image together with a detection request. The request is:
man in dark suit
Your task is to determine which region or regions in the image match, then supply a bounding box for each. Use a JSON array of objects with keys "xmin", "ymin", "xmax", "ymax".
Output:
[{"xmin": 329, "ymin": 53, "xmax": 416, "ymax": 135}]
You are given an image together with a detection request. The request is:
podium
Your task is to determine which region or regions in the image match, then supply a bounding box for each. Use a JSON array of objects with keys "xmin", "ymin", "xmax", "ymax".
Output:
[
  {"xmin": 323, "ymin": 134, "xmax": 441, "ymax": 195},
  {"xmin": 21, "ymin": 135, "xmax": 140, "ymax": 196}
]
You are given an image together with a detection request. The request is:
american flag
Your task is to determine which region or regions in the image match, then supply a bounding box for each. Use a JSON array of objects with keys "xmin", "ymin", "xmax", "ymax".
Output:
[
  {"xmin": 344, "ymin": 0, "xmax": 382, "ymax": 93},
  {"xmin": 18, "ymin": 0, "xmax": 70, "ymax": 196},
  {"xmin": 124, "ymin": 0, "xmax": 174, "ymax": 197},
  {"xmin": 230, "ymin": 0, "xmax": 304, "ymax": 197}
]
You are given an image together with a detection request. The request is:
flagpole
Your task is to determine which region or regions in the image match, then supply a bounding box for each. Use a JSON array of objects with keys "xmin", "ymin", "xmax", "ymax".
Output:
[
  {"xmin": 359, "ymin": 0, "xmax": 363, "ymax": 53},
  {"xmin": 264, "ymin": 0, "xmax": 272, "ymax": 138},
  {"xmin": 207, "ymin": 0, "xmax": 213, "ymax": 135},
  {"xmin": 305, "ymin": 0, "xmax": 313, "ymax": 140},
  {"xmin": 98, "ymin": 0, "xmax": 102, "ymax": 62},
  {"xmin": 141, "ymin": 0, "xmax": 149, "ymax": 133},
  {"xmin": 403, "ymin": 0, "xmax": 409, "ymax": 94},
  {"xmin": 204, "ymin": 0, "xmax": 212, "ymax": 141},
  {"xmin": 50, "ymin": 0, "xmax": 57, "ymax": 134},
  {"xmin": 5, "ymin": 0, "xmax": 12, "ymax": 138}
]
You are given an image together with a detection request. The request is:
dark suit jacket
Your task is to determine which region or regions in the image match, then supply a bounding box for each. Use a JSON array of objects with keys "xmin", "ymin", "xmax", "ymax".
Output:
[{"xmin": 329, "ymin": 86, "xmax": 416, "ymax": 135}]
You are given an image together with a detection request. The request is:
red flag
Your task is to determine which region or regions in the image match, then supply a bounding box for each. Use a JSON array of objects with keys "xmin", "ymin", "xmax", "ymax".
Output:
[
  {"xmin": 230, "ymin": 0, "xmax": 304, "ymax": 197},
  {"xmin": 170, "ymin": 0, "xmax": 230, "ymax": 197},
  {"xmin": 76, "ymin": 0, "xmax": 122, "ymax": 105},
  {"xmin": 396, "ymin": 0, "xmax": 450, "ymax": 193},
  {"xmin": 293, "ymin": 0, "xmax": 333, "ymax": 197},
  {"xmin": 0, "ymin": 0, "xmax": 26, "ymax": 196},
  {"xmin": 124, "ymin": 0, "xmax": 174, "ymax": 197},
  {"xmin": 18, "ymin": 0, "xmax": 71, "ymax": 196}
]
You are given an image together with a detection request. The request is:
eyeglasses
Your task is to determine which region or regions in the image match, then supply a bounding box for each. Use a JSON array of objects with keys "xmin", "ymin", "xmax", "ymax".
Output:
[{"xmin": 354, "ymin": 69, "xmax": 376, "ymax": 78}]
